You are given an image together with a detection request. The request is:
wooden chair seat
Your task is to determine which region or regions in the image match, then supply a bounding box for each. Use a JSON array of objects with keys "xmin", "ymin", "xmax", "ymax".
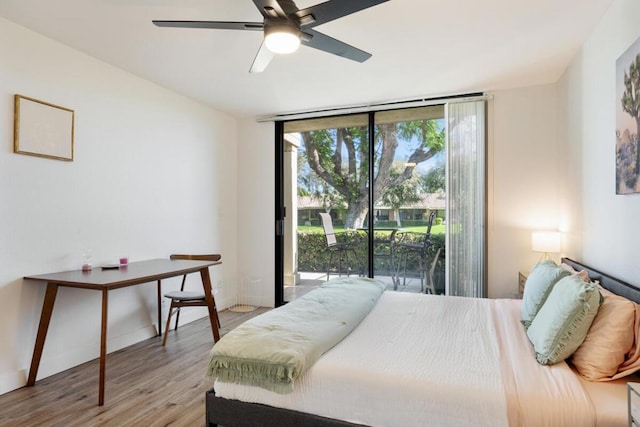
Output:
[{"xmin": 163, "ymin": 290, "xmax": 206, "ymax": 301}]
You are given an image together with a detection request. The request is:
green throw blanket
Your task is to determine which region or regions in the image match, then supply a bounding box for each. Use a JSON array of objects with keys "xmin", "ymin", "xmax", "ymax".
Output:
[{"xmin": 206, "ymin": 277, "xmax": 385, "ymax": 393}]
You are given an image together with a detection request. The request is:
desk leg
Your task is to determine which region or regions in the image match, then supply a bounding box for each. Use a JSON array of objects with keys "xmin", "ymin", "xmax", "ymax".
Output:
[
  {"xmin": 99, "ymin": 289, "xmax": 108, "ymax": 406},
  {"xmin": 27, "ymin": 283, "xmax": 58, "ymax": 386},
  {"xmin": 156, "ymin": 280, "xmax": 162, "ymax": 337},
  {"xmin": 200, "ymin": 268, "xmax": 220, "ymax": 342}
]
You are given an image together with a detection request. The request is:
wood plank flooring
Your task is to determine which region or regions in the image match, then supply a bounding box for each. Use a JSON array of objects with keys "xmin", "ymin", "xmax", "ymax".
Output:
[{"xmin": 0, "ymin": 308, "xmax": 269, "ymax": 427}]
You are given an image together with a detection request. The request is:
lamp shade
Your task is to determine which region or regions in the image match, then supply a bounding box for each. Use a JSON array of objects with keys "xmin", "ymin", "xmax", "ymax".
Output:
[
  {"xmin": 264, "ymin": 25, "xmax": 300, "ymax": 54},
  {"xmin": 531, "ymin": 231, "xmax": 561, "ymax": 253}
]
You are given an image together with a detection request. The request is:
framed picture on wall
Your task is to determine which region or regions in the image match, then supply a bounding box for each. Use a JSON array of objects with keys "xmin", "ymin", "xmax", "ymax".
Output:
[
  {"xmin": 14, "ymin": 95, "xmax": 75, "ymax": 161},
  {"xmin": 616, "ymin": 36, "xmax": 640, "ymax": 194}
]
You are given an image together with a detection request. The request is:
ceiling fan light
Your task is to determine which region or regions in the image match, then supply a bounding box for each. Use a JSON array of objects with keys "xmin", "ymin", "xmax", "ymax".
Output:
[{"xmin": 264, "ymin": 26, "xmax": 300, "ymax": 54}]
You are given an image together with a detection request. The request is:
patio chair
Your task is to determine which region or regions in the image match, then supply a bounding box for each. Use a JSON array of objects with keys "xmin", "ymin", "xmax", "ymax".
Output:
[
  {"xmin": 319, "ymin": 213, "xmax": 362, "ymax": 280},
  {"xmin": 426, "ymin": 247, "xmax": 444, "ymax": 294},
  {"xmin": 395, "ymin": 211, "xmax": 437, "ymax": 291},
  {"xmin": 372, "ymin": 228, "xmax": 401, "ymax": 289}
]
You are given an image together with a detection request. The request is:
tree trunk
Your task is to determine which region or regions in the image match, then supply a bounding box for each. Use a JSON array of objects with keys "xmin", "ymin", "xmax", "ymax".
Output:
[{"xmin": 344, "ymin": 198, "xmax": 369, "ymax": 229}]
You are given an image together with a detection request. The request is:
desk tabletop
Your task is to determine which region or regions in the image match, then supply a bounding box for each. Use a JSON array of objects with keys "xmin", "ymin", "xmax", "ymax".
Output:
[{"xmin": 24, "ymin": 258, "xmax": 221, "ymax": 290}]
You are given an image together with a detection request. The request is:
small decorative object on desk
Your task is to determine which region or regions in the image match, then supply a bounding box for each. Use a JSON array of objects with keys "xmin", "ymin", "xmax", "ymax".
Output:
[
  {"xmin": 629, "ymin": 382, "xmax": 640, "ymax": 426},
  {"xmin": 119, "ymin": 256, "xmax": 128, "ymax": 266},
  {"xmin": 82, "ymin": 249, "xmax": 93, "ymax": 271}
]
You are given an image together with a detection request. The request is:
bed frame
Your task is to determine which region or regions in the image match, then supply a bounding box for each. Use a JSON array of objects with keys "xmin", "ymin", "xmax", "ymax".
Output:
[{"xmin": 206, "ymin": 257, "xmax": 640, "ymax": 427}]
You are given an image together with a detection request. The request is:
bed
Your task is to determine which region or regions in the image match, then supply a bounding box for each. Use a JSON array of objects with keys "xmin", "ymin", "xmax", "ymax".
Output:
[{"xmin": 205, "ymin": 258, "xmax": 640, "ymax": 426}]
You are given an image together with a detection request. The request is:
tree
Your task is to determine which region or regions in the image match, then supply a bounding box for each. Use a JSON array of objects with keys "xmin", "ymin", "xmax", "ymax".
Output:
[
  {"xmin": 380, "ymin": 163, "xmax": 421, "ymax": 226},
  {"xmin": 420, "ymin": 162, "xmax": 445, "ymax": 194},
  {"xmin": 300, "ymin": 119, "xmax": 444, "ymax": 228},
  {"xmin": 621, "ymin": 53, "xmax": 640, "ymax": 181}
]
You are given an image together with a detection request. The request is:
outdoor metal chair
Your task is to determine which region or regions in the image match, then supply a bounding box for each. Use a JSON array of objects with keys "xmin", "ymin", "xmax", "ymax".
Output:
[
  {"xmin": 395, "ymin": 211, "xmax": 437, "ymax": 291},
  {"xmin": 319, "ymin": 213, "xmax": 362, "ymax": 280},
  {"xmin": 426, "ymin": 247, "xmax": 444, "ymax": 294}
]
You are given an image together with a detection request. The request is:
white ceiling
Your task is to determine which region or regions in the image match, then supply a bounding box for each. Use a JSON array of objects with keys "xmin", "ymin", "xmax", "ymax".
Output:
[{"xmin": 0, "ymin": 0, "xmax": 614, "ymax": 119}]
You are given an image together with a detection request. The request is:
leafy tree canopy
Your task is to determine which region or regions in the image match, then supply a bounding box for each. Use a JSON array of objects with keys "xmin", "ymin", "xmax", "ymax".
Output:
[{"xmin": 297, "ymin": 118, "xmax": 444, "ymax": 228}]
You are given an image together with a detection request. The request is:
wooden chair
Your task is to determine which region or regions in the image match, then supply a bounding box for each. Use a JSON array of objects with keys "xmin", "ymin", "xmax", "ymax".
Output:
[{"xmin": 162, "ymin": 254, "xmax": 221, "ymax": 346}]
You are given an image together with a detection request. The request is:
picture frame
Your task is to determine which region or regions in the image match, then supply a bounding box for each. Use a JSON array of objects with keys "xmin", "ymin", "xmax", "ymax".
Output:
[
  {"xmin": 615, "ymin": 36, "xmax": 640, "ymax": 194},
  {"xmin": 14, "ymin": 95, "xmax": 75, "ymax": 161}
]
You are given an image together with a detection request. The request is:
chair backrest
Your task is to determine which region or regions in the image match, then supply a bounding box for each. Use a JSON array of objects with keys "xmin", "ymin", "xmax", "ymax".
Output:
[
  {"xmin": 170, "ymin": 254, "xmax": 222, "ymax": 291},
  {"xmin": 425, "ymin": 210, "xmax": 437, "ymax": 235},
  {"xmin": 170, "ymin": 254, "xmax": 221, "ymax": 262},
  {"xmin": 419, "ymin": 211, "xmax": 438, "ymax": 249},
  {"xmin": 319, "ymin": 213, "xmax": 338, "ymax": 247}
]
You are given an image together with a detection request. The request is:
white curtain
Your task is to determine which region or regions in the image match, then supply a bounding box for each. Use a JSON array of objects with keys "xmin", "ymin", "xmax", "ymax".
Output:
[{"xmin": 446, "ymin": 101, "xmax": 486, "ymax": 297}]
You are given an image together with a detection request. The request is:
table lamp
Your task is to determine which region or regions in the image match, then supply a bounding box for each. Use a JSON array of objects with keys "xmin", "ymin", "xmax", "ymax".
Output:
[{"xmin": 531, "ymin": 231, "xmax": 561, "ymax": 261}]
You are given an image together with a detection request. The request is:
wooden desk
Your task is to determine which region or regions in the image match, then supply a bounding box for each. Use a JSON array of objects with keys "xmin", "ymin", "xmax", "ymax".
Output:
[{"xmin": 24, "ymin": 258, "xmax": 222, "ymax": 405}]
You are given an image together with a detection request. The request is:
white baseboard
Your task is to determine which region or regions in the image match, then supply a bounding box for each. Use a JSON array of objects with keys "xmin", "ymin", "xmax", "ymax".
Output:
[{"xmin": 0, "ymin": 370, "xmax": 27, "ymax": 396}]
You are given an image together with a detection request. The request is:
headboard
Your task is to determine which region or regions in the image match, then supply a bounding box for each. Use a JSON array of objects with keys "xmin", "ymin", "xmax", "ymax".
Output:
[{"xmin": 561, "ymin": 257, "xmax": 640, "ymax": 304}]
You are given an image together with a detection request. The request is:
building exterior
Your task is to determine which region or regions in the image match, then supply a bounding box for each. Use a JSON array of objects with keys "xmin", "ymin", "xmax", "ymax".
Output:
[{"xmin": 298, "ymin": 193, "xmax": 446, "ymax": 226}]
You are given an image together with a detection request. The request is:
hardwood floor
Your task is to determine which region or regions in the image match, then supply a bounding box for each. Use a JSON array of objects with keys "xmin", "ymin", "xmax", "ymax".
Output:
[{"xmin": 0, "ymin": 308, "xmax": 269, "ymax": 427}]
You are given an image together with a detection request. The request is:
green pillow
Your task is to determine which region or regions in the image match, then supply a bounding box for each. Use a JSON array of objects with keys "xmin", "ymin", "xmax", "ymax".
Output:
[
  {"xmin": 521, "ymin": 260, "xmax": 570, "ymax": 328},
  {"xmin": 526, "ymin": 275, "xmax": 602, "ymax": 365}
]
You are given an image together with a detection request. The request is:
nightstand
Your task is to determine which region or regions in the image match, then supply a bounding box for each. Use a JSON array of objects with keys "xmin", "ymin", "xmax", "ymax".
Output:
[
  {"xmin": 628, "ymin": 382, "xmax": 640, "ymax": 426},
  {"xmin": 518, "ymin": 271, "xmax": 528, "ymax": 298}
]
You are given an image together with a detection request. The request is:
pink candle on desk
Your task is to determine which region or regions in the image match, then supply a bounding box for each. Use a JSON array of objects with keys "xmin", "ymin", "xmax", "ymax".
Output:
[{"xmin": 119, "ymin": 257, "xmax": 128, "ymax": 266}]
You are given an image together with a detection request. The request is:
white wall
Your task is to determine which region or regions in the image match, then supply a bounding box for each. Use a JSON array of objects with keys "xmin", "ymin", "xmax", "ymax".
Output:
[
  {"xmin": 236, "ymin": 119, "xmax": 275, "ymax": 308},
  {"xmin": 0, "ymin": 17, "xmax": 238, "ymax": 394},
  {"xmin": 557, "ymin": 0, "xmax": 640, "ymax": 285},
  {"xmin": 487, "ymin": 84, "xmax": 563, "ymax": 297}
]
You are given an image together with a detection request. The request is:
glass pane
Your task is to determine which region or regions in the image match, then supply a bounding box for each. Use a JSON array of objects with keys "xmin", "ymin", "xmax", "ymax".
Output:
[
  {"xmin": 283, "ymin": 114, "xmax": 370, "ymax": 302},
  {"xmin": 373, "ymin": 106, "xmax": 446, "ymax": 294}
]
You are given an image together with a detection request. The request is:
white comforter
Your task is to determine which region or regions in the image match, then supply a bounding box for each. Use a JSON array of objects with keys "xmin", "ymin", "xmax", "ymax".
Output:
[{"xmin": 216, "ymin": 292, "xmax": 596, "ymax": 426}]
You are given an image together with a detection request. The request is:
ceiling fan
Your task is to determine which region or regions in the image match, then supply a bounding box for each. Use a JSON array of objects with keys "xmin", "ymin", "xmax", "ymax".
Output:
[{"xmin": 153, "ymin": 0, "xmax": 389, "ymax": 73}]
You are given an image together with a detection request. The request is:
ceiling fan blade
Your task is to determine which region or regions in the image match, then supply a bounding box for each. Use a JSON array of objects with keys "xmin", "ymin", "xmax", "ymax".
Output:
[
  {"xmin": 249, "ymin": 41, "xmax": 276, "ymax": 73},
  {"xmin": 252, "ymin": 0, "xmax": 288, "ymax": 19},
  {"xmin": 153, "ymin": 20, "xmax": 264, "ymax": 31},
  {"xmin": 302, "ymin": 29, "xmax": 371, "ymax": 63},
  {"xmin": 296, "ymin": 0, "xmax": 389, "ymax": 28}
]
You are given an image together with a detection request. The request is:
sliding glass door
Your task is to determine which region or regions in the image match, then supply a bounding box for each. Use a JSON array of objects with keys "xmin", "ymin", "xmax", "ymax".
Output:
[
  {"xmin": 372, "ymin": 107, "xmax": 446, "ymax": 293},
  {"xmin": 276, "ymin": 99, "xmax": 486, "ymax": 304},
  {"xmin": 280, "ymin": 106, "xmax": 449, "ymax": 302},
  {"xmin": 282, "ymin": 114, "xmax": 370, "ymax": 302}
]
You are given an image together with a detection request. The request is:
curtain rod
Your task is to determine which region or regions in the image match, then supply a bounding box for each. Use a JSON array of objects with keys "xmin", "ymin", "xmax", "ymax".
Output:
[{"xmin": 256, "ymin": 92, "xmax": 490, "ymax": 123}]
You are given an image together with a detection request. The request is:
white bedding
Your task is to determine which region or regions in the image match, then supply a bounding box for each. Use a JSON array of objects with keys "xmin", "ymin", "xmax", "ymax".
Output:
[{"xmin": 216, "ymin": 292, "xmax": 621, "ymax": 426}]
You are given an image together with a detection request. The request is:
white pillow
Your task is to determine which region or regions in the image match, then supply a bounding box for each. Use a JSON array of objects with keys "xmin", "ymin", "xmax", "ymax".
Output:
[
  {"xmin": 527, "ymin": 275, "xmax": 601, "ymax": 365},
  {"xmin": 521, "ymin": 260, "xmax": 570, "ymax": 329}
]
